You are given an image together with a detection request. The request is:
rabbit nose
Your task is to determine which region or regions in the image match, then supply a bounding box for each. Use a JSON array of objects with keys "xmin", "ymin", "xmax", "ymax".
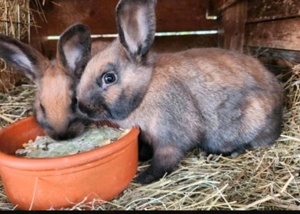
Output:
[
  {"xmin": 55, "ymin": 134, "xmax": 70, "ymax": 141},
  {"xmin": 52, "ymin": 131, "xmax": 78, "ymax": 141},
  {"xmin": 50, "ymin": 132, "xmax": 68, "ymax": 141},
  {"xmin": 78, "ymin": 101, "xmax": 92, "ymax": 115}
]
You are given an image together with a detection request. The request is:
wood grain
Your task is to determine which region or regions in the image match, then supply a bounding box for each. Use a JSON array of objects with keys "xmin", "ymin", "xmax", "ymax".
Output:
[
  {"xmin": 245, "ymin": 17, "xmax": 300, "ymax": 51},
  {"xmin": 247, "ymin": 0, "xmax": 300, "ymax": 23},
  {"xmin": 29, "ymin": 0, "xmax": 220, "ymax": 55}
]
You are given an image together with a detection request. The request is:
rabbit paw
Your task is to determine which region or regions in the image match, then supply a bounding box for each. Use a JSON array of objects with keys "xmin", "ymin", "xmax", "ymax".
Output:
[{"xmin": 135, "ymin": 169, "xmax": 159, "ymax": 184}]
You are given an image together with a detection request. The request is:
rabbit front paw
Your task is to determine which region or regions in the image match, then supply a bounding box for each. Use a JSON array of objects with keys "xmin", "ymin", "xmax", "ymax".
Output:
[{"xmin": 135, "ymin": 168, "xmax": 160, "ymax": 184}]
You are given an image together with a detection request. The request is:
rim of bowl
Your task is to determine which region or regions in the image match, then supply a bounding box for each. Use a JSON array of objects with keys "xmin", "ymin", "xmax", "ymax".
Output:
[{"xmin": 0, "ymin": 117, "xmax": 140, "ymax": 171}]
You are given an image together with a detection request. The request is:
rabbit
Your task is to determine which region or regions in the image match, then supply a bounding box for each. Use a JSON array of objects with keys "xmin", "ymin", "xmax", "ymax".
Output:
[
  {"xmin": 0, "ymin": 23, "xmax": 108, "ymax": 141},
  {"xmin": 76, "ymin": 0, "xmax": 284, "ymax": 184}
]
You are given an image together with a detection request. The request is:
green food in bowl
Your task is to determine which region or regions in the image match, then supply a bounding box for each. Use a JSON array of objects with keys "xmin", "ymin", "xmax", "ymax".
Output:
[{"xmin": 15, "ymin": 126, "xmax": 130, "ymax": 158}]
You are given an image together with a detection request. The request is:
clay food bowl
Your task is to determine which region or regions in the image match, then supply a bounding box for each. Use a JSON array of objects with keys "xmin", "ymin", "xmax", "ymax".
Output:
[{"xmin": 0, "ymin": 116, "xmax": 139, "ymax": 210}]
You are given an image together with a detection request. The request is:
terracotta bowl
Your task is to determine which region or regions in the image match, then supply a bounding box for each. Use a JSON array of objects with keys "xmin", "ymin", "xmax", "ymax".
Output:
[{"xmin": 0, "ymin": 116, "xmax": 139, "ymax": 210}]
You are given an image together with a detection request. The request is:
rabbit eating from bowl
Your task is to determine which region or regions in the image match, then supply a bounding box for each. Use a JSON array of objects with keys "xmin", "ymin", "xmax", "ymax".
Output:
[{"xmin": 76, "ymin": 0, "xmax": 284, "ymax": 184}]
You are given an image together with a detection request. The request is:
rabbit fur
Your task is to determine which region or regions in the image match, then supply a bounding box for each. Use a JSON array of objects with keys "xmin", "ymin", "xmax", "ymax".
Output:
[{"xmin": 76, "ymin": 0, "xmax": 284, "ymax": 184}]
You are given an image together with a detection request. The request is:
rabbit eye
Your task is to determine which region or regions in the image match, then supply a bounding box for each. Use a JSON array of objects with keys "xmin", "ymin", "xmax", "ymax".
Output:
[{"xmin": 103, "ymin": 73, "xmax": 117, "ymax": 84}]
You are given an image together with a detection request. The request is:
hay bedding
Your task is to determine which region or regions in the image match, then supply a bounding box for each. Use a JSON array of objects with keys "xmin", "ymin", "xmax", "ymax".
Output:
[
  {"xmin": 0, "ymin": 65, "xmax": 299, "ymax": 211},
  {"xmin": 0, "ymin": 0, "xmax": 298, "ymax": 209}
]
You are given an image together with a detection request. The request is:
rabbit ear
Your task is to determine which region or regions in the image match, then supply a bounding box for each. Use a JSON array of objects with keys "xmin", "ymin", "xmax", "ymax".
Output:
[
  {"xmin": 0, "ymin": 35, "xmax": 48, "ymax": 82},
  {"xmin": 116, "ymin": 0, "xmax": 157, "ymax": 61},
  {"xmin": 57, "ymin": 23, "xmax": 91, "ymax": 78}
]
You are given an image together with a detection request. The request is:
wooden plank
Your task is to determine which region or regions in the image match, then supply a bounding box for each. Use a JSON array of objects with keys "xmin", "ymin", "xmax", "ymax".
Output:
[
  {"xmin": 220, "ymin": 0, "xmax": 247, "ymax": 51},
  {"xmin": 245, "ymin": 17, "xmax": 300, "ymax": 51},
  {"xmin": 217, "ymin": 0, "xmax": 240, "ymax": 14},
  {"xmin": 30, "ymin": 0, "xmax": 219, "ymax": 55},
  {"xmin": 247, "ymin": 0, "xmax": 300, "ymax": 23},
  {"xmin": 30, "ymin": 0, "xmax": 118, "ymax": 36},
  {"xmin": 156, "ymin": 0, "xmax": 218, "ymax": 32},
  {"xmin": 31, "ymin": 0, "xmax": 219, "ymax": 34},
  {"xmin": 41, "ymin": 35, "xmax": 218, "ymax": 59}
]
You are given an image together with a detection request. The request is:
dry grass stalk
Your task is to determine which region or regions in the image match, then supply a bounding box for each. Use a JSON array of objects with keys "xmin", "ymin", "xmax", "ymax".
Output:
[
  {"xmin": 0, "ymin": 0, "xmax": 30, "ymax": 39},
  {"xmin": 0, "ymin": 83, "xmax": 34, "ymax": 128},
  {"xmin": 0, "ymin": 0, "xmax": 42, "ymax": 93}
]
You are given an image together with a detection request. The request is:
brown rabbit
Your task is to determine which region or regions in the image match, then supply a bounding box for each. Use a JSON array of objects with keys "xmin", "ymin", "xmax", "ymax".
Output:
[
  {"xmin": 0, "ymin": 23, "xmax": 108, "ymax": 140},
  {"xmin": 76, "ymin": 0, "xmax": 284, "ymax": 184}
]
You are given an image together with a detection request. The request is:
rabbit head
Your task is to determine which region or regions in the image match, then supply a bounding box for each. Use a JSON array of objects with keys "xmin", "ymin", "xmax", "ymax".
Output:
[
  {"xmin": 77, "ymin": 0, "xmax": 283, "ymax": 184},
  {"xmin": 0, "ymin": 23, "xmax": 94, "ymax": 140},
  {"xmin": 77, "ymin": 0, "xmax": 156, "ymax": 121}
]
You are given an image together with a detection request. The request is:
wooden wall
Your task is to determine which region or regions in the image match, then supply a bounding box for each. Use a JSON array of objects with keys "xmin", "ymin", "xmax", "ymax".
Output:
[
  {"xmin": 29, "ymin": 0, "xmax": 223, "ymax": 59},
  {"xmin": 221, "ymin": 0, "xmax": 300, "ymax": 75},
  {"xmin": 29, "ymin": 0, "xmax": 300, "ymax": 73}
]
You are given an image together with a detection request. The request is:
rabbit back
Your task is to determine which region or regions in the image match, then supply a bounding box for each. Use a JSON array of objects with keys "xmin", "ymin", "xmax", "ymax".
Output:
[{"xmin": 113, "ymin": 47, "xmax": 282, "ymax": 157}]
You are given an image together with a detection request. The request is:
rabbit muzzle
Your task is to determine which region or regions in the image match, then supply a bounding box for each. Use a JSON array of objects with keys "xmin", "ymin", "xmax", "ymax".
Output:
[{"xmin": 77, "ymin": 101, "xmax": 110, "ymax": 121}]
